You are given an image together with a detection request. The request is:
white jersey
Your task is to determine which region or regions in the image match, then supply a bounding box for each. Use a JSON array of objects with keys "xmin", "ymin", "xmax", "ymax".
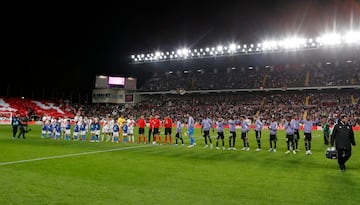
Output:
[{"xmin": 127, "ymin": 119, "xmax": 135, "ymax": 134}]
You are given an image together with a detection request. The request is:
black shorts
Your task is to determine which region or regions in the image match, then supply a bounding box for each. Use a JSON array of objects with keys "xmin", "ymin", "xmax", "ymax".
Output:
[
  {"xmin": 217, "ymin": 132, "xmax": 224, "ymax": 139},
  {"xmin": 294, "ymin": 130, "xmax": 300, "ymax": 140},
  {"xmin": 153, "ymin": 128, "xmax": 160, "ymax": 135},
  {"xmin": 304, "ymin": 133, "xmax": 312, "ymax": 141},
  {"xmin": 286, "ymin": 134, "xmax": 294, "ymax": 142},
  {"xmin": 255, "ymin": 130, "xmax": 261, "ymax": 139},
  {"xmin": 270, "ymin": 134, "xmax": 277, "ymax": 141},
  {"xmin": 230, "ymin": 131, "xmax": 236, "ymax": 138},
  {"xmin": 203, "ymin": 130, "xmax": 210, "ymax": 137},
  {"xmin": 241, "ymin": 132, "xmax": 248, "ymax": 139},
  {"xmin": 138, "ymin": 128, "xmax": 145, "ymax": 134},
  {"xmin": 165, "ymin": 128, "xmax": 172, "ymax": 135}
]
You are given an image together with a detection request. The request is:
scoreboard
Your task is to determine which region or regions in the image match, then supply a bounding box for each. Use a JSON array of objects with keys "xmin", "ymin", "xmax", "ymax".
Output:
[{"xmin": 95, "ymin": 75, "xmax": 137, "ymax": 90}]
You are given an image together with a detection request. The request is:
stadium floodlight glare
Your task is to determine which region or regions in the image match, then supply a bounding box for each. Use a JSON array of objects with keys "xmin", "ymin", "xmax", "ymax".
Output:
[
  {"xmin": 176, "ymin": 49, "xmax": 182, "ymax": 56},
  {"xmin": 229, "ymin": 43, "xmax": 236, "ymax": 52},
  {"xmin": 130, "ymin": 29, "xmax": 360, "ymax": 63},
  {"xmin": 281, "ymin": 37, "xmax": 306, "ymax": 49},
  {"xmin": 319, "ymin": 33, "xmax": 341, "ymax": 45},
  {"xmin": 343, "ymin": 31, "xmax": 360, "ymax": 43}
]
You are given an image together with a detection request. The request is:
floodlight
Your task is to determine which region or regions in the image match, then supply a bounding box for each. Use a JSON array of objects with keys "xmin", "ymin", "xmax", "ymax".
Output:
[
  {"xmin": 182, "ymin": 48, "xmax": 188, "ymax": 55},
  {"xmin": 343, "ymin": 31, "xmax": 360, "ymax": 43},
  {"xmin": 229, "ymin": 43, "xmax": 236, "ymax": 51},
  {"xmin": 319, "ymin": 33, "xmax": 341, "ymax": 45},
  {"xmin": 176, "ymin": 49, "xmax": 182, "ymax": 55}
]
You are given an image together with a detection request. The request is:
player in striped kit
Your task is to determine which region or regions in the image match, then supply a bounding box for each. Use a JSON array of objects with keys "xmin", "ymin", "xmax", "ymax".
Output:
[
  {"xmin": 240, "ymin": 116, "xmax": 250, "ymax": 151},
  {"xmin": 228, "ymin": 116, "xmax": 240, "ymax": 150},
  {"xmin": 254, "ymin": 115, "xmax": 264, "ymax": 151},
  {"xmin": 285, "ymin": 115, "xmax": 296, "ymax": 154},
  {"xmin": 293, "ymin": 114, "xmax": 301, "ymax": 152},
  {"xmin": 174, "ymin": 117, "xmax": 184, "ymax": 146},
  {"xmin": 268, "ymin": 116, "xmax": 278, "ymax": 152},
  {"xmin": 215, "ymin": 117, "xmax": 226, "ymax": 150},
  {"xmin": 201, "ymin": 116, "xmax": 213, "ymax": 149},
  {"xmin": 300, "ymin": 115, "xmax": 318, "ymax": 155}
]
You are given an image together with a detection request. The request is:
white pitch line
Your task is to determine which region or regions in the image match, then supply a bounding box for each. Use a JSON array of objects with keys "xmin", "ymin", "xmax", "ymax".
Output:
[{"xmin": 0, "ymin": 145, "xmax": 149, "ymax": 166}]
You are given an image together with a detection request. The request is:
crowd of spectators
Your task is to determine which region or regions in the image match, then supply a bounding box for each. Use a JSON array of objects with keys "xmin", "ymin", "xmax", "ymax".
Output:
[
  {"xmin": 69, "ymin": 90, "xmax": 360, "ymax": 126},
  {"xmin": 139, "ymin": 61, "xmax": 360, "ymax": 91}
]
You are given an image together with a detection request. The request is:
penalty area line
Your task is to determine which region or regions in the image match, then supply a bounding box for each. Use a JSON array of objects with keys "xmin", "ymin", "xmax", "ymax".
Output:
[{"xmin": 0, "ymin": 145, "xmax": 149, "ymax": 166}]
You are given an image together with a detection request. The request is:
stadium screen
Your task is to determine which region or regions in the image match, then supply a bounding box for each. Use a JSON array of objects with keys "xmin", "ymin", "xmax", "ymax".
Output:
[{"xmin": 108, "ymin": 76, "xmax": 125, "ymax": 86}]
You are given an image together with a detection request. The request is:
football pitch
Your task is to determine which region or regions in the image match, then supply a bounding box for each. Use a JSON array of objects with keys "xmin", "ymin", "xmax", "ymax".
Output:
[{"xmin": 1, "ymin": 125, "xmax": 359, "ymax": 205}]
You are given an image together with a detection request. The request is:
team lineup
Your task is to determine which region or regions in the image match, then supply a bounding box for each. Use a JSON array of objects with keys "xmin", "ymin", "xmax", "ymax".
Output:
[{"xmin": 20, "ymin": 112, "xmax": 347, "ymax": 155}]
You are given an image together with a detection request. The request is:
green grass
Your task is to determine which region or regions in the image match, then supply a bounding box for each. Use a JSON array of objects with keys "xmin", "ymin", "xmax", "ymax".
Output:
[{"xmin": 1, "ymin": 124, "xmax": 359, "ymax": 205}]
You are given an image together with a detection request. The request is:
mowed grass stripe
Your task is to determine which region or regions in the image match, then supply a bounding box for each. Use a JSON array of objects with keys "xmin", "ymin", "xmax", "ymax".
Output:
[{"xmin": 0, "ymin": 144, "xmax": 149, "ymax": 166}]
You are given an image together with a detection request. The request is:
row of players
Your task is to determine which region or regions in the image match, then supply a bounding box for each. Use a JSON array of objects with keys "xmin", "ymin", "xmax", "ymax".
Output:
[{"xmin": 40, "ymin": 113, "xmax": 333, "ymax": 155}]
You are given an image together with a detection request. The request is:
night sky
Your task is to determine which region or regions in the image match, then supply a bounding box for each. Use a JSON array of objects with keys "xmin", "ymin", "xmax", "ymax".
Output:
[{"xmin": 2, "ymin": 0, "xmax": 359, "ymax": 101}]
